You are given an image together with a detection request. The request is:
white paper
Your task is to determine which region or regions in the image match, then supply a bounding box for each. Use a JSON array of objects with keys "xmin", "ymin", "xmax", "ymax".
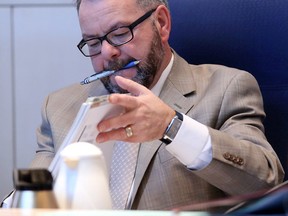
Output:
[{"xmin": 49, "ymin": 95, "xmax": 124, "ymax": 179}]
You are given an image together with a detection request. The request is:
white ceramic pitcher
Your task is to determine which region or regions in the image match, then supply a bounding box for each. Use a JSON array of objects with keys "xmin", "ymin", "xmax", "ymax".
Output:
[{"xmin": 53, "ymin": 142, "xmax": 112, "ymax": 209}]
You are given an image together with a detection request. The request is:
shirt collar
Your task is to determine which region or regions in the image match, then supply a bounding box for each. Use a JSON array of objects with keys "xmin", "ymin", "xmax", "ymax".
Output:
[{"xmin": 151, "ymin": 54, "xmax": 174, "ymax": 96}]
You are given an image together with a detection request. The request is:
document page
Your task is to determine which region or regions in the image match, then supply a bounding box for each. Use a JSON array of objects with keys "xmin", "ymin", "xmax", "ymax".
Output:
[{"xmin": 49, "ymin": 95, "xmax": 124, "ymax": 178}]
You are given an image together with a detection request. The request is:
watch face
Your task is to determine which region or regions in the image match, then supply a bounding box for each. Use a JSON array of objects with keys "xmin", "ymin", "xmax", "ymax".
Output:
[
  {"xmin": 160, "ymin": 111, "xmax": 183, "ymax": 144},
  {"xmin": 166, "ymin": 118, "xmax": 182, "ymax": 140}
]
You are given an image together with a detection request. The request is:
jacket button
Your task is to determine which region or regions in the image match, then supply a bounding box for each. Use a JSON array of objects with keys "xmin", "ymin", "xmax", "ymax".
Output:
[
  {"xmin": 223, "ymin": 152, "xmax": 244, "ymax": 166},
  {"xmin": 223, "ymin": 153, "xmax": 231, "ymax": 160},
  {"xmin": 238, "ymin": 158, "xmax": 244, "ymax": 165}
]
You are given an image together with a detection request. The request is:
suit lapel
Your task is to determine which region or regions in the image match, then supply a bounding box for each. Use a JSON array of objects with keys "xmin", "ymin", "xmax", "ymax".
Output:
[
  {"xmin": 129, "ymin": 52, "xmax": 197, "ymax": 206},
  {"xmin": 159, "ymin": 51, "xmax": 196, "ymax": 113}
]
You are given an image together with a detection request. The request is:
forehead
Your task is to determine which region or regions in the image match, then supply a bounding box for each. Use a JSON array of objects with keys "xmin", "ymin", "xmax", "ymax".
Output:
[{"xmin": 79, "ymin": 0, "xmax": 142, "ymax": 36}]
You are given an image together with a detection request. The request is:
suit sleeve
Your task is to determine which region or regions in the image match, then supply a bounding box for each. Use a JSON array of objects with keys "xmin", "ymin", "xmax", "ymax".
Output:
[
  {"xmin": 29, "ymin": 95, "xmax": 55, "ymax": 169},
  {"xmin": 194, "ymin": 72, "xmax": 284, "ymax": 195}
]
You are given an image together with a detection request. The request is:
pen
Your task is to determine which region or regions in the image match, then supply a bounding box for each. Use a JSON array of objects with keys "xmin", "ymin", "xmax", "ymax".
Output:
[{"xmin": 80, "ymin": 60, "xmax": 141, "ymax": 85}]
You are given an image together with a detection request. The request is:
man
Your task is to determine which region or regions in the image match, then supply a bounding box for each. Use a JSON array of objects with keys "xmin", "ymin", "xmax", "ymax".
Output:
[{"xmin": 22, "ymin": 0, "xmax": 285, "ymax": 211}]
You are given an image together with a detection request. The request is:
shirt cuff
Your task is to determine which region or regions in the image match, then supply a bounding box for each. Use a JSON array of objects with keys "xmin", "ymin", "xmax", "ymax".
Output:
[{"xmin": 165, "ymin": 114, "xmax": 212, "ymax": 169}]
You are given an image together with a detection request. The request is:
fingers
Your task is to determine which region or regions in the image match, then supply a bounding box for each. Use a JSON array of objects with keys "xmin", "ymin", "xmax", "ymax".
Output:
[
  {"xmin": 96, "ymin": 125, "xmax": 137, "ymax": 143},
  {"xmin": 96, "ymin": 76, "xmax": 174, "ymax": 144},
  {"xmin": 115, "ymin": 76, "xmax": 149, "ymax": 96},
  {"xmin": 108, "ymin": 76, "xmax": 152, "ymax": 109},
  {"xmin": 97, "ymin": 108, "xmax": 136, "ymax": 132},
  {"xmin": 109, "ymin": 93, "xmax": 138, "ymax": 109}
]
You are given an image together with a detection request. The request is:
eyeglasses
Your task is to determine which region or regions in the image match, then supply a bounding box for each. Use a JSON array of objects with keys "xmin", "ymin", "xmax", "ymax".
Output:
[{"xmin": 77, "ymin": 8, "xmax": 157, "ymax": 57}]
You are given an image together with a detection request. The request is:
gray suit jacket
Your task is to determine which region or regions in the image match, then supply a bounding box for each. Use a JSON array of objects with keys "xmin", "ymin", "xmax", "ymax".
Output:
[{"xmin": 30, "ymin": 52, "xmax": 284, "ymax": 211}]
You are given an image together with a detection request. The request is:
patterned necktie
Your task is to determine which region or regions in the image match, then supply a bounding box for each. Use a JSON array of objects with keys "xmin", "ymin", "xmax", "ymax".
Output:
[{"xmin": 109, "ymin": 141, "xmax": 140, "ymax": 209}]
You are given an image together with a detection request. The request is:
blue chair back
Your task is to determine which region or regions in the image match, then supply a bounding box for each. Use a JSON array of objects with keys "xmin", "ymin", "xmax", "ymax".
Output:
[{"xmin": 168, "ymin": 0, "xmax": 288, "ymax": 178}]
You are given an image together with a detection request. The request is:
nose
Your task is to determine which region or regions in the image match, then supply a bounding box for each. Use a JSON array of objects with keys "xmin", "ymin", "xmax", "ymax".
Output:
[{"xmin": 100, "ymin": 40, "xmax": 121, "ymax": 60}]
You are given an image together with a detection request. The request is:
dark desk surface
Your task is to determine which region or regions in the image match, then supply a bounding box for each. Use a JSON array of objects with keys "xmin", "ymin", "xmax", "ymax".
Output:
[{"xmin": 0, "ymin": 209, "xmax": 209, "ymax": 216}]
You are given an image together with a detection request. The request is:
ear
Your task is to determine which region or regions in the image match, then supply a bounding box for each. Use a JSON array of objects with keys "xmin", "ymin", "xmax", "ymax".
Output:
[{"xmin": 154, "ymin": 5, "xmax": 171, "ymax": 43}]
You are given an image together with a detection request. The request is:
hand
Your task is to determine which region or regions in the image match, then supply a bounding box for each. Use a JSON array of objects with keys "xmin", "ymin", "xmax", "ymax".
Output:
[{"xmin": 96, "ymin": 76, "xmax": 175, "ymax": 143}]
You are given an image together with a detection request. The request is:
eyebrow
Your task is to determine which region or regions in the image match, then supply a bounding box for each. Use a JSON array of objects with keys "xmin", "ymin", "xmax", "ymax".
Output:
[{"xmin": 82, "ymin": 20, "xmax": 132, "ymax": 40}]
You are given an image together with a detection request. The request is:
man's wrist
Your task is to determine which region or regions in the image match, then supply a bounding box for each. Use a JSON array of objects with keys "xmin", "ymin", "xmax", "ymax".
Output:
[{"xmin": 160, "ymin": 111, "xmax": 183, "ymax": 145}]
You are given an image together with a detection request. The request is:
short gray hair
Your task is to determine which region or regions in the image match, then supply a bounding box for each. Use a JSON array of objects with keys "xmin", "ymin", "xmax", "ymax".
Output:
[
  {"xmin": 76, "ymin": 0, "xmax": 169, "ymax": 12},
  {"xmin": 136, "ymin": 0, "xmax": 169, "ymax": 10}
]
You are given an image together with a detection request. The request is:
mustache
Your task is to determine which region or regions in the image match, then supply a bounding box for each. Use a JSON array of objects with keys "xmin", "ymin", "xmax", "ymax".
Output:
[{"xmin": 105, "ymin": 59, "xmax": 137, "ymax": 71}]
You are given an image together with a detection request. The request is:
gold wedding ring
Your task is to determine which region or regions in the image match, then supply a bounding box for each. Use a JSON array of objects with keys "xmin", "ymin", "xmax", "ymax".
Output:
[{"xmin": 125, "ymin": 126, "xmax": 133, "ymax": 138}]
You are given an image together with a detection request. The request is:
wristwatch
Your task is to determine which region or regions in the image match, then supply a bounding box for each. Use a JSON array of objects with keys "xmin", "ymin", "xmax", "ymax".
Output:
[{"xmin": 160, "ymin": 111, "xmax": 183, "ymax": 144}]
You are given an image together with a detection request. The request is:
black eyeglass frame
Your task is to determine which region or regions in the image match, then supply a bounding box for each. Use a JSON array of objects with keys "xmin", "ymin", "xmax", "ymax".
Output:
[{"xmin": 77, "ymin": 8, "xmax": 157, "ymax": 57}]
